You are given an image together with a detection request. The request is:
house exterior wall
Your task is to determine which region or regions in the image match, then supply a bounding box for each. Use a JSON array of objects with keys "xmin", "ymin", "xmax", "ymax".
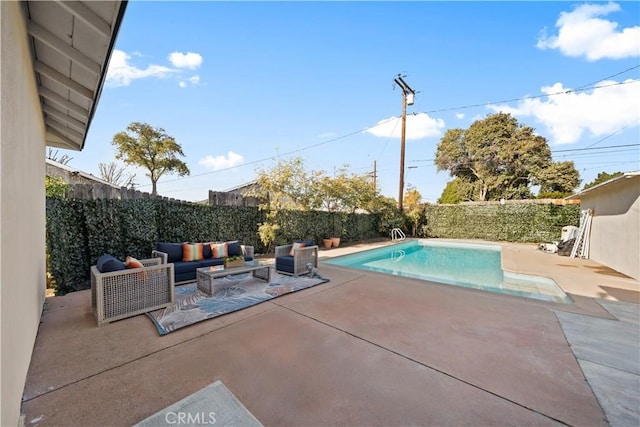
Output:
[
  {"xmin": 1, "ymin": 2, "xmax": 48, "ymax": 425},
  {"xmin": 579, "ymin": 175, "xmax": 640, "ymax": 281}
]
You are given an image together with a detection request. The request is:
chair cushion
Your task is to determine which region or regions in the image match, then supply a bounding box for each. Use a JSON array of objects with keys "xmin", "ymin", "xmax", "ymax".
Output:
[
  {"xmin": 275, "ymin": 256, "xmax": 295, "ymax": 274},
  {"xmin": 96, "ymin": 254, "xmax": 126, "ymax": 273},
  {"xmin": 227, "ymin": 240, "xmax": 242, "ymax": 257},
  {"xmin": 157, "ymin": 242, "xmax": 183, "ymax": 263},
  {"xmin": 125, "ymin": 256, "xmax": 144, "ymax": 269},
  {"xmin": 289, "ymin": 241, "xmax": 306, "ymax": 256}
]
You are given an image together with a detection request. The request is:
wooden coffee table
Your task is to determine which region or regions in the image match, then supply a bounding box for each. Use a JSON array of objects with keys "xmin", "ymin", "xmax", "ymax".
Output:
[{"xmin": 196, "ymin": 261, "xmax": 271, "ymax": 296}]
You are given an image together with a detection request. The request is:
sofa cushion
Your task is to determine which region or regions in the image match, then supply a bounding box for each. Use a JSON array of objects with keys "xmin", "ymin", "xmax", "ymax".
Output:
[
  {"xmin": 96, "ymin": 254, "xmax": 126, "ymax": 273},
  {"xmin": 200, "ymin": 258, "xmax": 224, "ymax": 268},
  {"xmin": 211, "ymin": 242, "xmax": 228, "ymax": 258},
  {"xmin": 183, "ymin": 243, "xmax": 204, "ymax": 261},
  {"xmin": 173, "ymin": 261, "xmax": 199, "ymax": 275},
  {"xmin": 157, "ymin": 242, "xmax": 183, "ymax": 263},
  {"xmin": 202, "ymin": 242, "xmax": 213, "ymax": 259},
  {"xmin": 227, "ymin": 240, "xmax": 242, "ymax": 257}
]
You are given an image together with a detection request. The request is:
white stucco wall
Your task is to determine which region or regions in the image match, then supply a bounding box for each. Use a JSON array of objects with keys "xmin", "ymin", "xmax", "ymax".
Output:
[
  {"xmin": 1, "ymin": 2, "xmax": 48, "ymax": 425},
  {"xmin": 579, "ymin": 175, "xmax": 640, "ymax": 281}
]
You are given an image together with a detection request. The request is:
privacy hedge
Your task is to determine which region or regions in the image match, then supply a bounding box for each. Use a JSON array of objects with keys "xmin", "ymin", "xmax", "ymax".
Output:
[
  {"xmin": 45, "ymin": 198, "xmax": 382, "ymax": 294},
  {"xmin": 46, "ymin": 198, "xmax": 579, "ymax": 295},
  {"xmin": 423, "ymin": 203, "xmax": 580, "ymax": 243}
]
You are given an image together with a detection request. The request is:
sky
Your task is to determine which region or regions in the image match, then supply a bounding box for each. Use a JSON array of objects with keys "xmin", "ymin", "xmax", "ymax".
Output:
[{"xmin": 65, "ymin": 1, "xmax": 640, "ymax": 203}]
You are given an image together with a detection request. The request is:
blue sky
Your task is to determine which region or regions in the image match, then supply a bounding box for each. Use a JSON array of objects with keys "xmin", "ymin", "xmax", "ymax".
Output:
[{"xmin": 68, "ymin": 1, "xmax": 640, "ymax": 203}]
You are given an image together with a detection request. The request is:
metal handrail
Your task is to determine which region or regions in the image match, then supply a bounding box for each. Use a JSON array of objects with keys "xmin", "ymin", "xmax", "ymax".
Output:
[{"xmin": 391, "ymin": 228, "xmax": 406, "ymax": 241}]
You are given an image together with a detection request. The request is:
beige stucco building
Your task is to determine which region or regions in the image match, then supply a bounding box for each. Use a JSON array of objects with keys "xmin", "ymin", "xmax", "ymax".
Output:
[
  {"xmin": 0, "ymin": 2, "xmax": 125, "ymax": 425},
  {"xmin": 568, "ymin": 172, "xmax": 640, "ymax": 281}
]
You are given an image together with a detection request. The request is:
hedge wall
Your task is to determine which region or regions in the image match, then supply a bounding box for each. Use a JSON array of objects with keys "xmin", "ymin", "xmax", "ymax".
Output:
[
  {"xmin": 46, "ymin": 198, "xmax": 579, "ymax": 295},
  {"xmin": 45, "ymin": 198, "xmax": 382, "ymax": 294},
  {"xmin": 423, "ymin": 203, "xmax": 580, "ymax": 243}
]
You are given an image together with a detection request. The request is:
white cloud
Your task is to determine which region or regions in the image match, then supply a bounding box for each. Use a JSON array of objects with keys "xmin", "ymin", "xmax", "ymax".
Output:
[
  {"xmin": 178, "ymin": 81, "xmax": 187, "ymax": 88},
  {"xmin": 199, "ymin": 152, "xmax": 244, "ymax": 170},
  {"xmin": 106, "ymin": 50, "xmax": 175, "ymax": 87},
  {"xmin": 455, "ymin": 113, "xmax": 465, "ymax": 119},
  {"xmin": 366, "ymin": 113, "xmax": 445, "ymax": 140},
  {"xmin": 536, "ymin": 2, "xmax": 640, "ymax": 61},
  {"xmin": 168, "ymin": 52, "xmax": 203, "ymax": 69},
  {"xmin": 489, "ymin": 79, "xmax": 640, "ymax": 144},
  {"xmin": 189, "ymin": 75, "xmax": 200, "ymax": 84}
]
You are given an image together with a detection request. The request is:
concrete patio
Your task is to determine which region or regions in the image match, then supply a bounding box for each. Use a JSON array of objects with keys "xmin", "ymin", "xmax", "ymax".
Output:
[{"xmin": 21, "ymin": 240, "xmax": 639, "ymax": 426}]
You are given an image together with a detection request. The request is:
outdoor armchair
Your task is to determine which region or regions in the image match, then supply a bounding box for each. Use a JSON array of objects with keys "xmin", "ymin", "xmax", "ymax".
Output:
[
  {"xmin": 275, "ymin": 242, "xmax": 319, "ymax": 277},
  {"xmin": 91, "ymin": 257, "xmax": 175, "ymax": 326}
]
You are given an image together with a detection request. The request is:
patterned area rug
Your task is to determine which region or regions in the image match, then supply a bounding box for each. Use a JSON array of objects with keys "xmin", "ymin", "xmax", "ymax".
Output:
[{"xmin": 146, "ymin": 270, "xmax": 329, "ymax": 335}]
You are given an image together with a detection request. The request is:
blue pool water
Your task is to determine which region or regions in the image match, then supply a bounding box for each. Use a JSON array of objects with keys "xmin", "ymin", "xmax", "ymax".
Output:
[{"xmin": 326, "ymin": 240, "xmax": 572, "ymax": 303}]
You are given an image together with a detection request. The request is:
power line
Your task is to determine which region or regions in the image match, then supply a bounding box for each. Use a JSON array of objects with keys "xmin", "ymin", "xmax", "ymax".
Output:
[{"xmin": 141, "ymin": 68, "xmax": 639, "ymax": 189}]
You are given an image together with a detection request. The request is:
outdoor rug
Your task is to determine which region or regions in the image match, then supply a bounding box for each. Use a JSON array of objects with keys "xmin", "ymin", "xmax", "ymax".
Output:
[
  {"xmin": 146, "ymin": 270, "xmax": 329, "ymax": 335},
  {"xmin": 133, "ymin": 380, "xmax": 263, "ymax": 426}
]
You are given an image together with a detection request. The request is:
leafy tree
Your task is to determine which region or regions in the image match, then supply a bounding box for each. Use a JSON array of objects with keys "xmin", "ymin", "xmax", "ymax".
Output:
[
  {"xmin": 536, "ymin": 161, "xmax": 581, "ymax": 198},
  {"xmin": 583, "ymin": 171, "xmax": 623, "ymax": 190},
  {"xmin": 438, "ymin": 178, "xmax": 470, "ymax": 204},
  {"xmin": 404, "ymin": 185, "xmax": 424, "ymax": 236},
  {"xmin": 434, "ymin": 113, "xmax": 580, "ymax": 201},
  {"xmin": 45, "ymin": 175, "xmax": 69, "ymax": 198},
  {"xmin": 98, "ymin": 161, "xmax": 137, "ymax": 189},
  {"xmin": 111, "ymin": 122, "xmax": 190, "ymax": 195}
]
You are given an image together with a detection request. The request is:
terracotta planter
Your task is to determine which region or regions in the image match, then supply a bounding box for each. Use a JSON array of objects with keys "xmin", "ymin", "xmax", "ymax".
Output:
[
  {"xmin": 330, "ymin": 237, "xmax": 340, "ymax": 248},
  {"xmin": 322, "ymin": 239, "xmax": 333, "ymax": 249}
]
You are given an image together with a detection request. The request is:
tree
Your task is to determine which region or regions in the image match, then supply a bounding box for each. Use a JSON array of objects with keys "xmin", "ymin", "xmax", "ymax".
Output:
[
  {"xmin": 404, "ymin": 185, "xmax": 424, "ymax": 236},
  {"xmin": 98, "ymin": 161, "xmax": 137, "ymax": 189},
  {"xmin": 434, "ymin": 113, "xmax": 580, "ymax": 201},
  {"xmin": 438, "ymin": 178, "xmax": 471, "ymax": 204},
  {"xmin": 583, "ymin": 171, "xmax": 623, "ymax": 190},
  {"xmin": 46, "ymin": 148, "xmax": 72, "ymax": 165},
  {"xmin": 536, "ymin": 161, "xmax": 581, "ymax": 198},
  {"xmin": 111, "ymin": 122, "xmax": 190, "ymax": 195}
]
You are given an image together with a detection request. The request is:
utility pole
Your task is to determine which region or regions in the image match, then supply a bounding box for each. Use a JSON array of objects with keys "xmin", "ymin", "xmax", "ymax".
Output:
[
  {"xmin": 372, "ymin": 160, "xmax": 377, "ymax": 192},
  {"xmin": 393, "ymin": 74, "xmax": 415, "ymax": 210}
]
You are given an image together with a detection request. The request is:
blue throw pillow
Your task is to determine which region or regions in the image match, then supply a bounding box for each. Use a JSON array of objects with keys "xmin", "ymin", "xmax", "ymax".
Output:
[
  {"xmin": 227, "ymin": 240, "xmax": 242, "ymax": 257},
  {"xmin": 96, "ymin": 254, "xmax": 126, "ymax": 273},
  {"xmin": 156, "ymin": 242, "xmax": 183, "ymax": 263}
]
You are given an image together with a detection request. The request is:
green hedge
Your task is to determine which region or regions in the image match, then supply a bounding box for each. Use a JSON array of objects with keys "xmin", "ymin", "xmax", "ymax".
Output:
[
  {"xmin": 46, "ymin": 198, "xmax": 579, "ymax": 295},
  {"xmin": 423, "ymin": 203, "xmax": 580, "ymax": 243}
]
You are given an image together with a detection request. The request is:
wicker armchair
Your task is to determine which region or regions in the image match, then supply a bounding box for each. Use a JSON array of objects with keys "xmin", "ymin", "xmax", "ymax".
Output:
[
  {"xmin": 91, "ymin": 257, "xmax": 175, "ymax": 326},
  {"xmin": 275, "ymin": 243, "xmax": 319, "ymax": 277}
]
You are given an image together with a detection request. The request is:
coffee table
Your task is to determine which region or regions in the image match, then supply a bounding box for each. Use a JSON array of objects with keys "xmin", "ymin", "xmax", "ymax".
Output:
[{"xmin": 196, "ymin": 261, "xmax": 271, "ymax": 296}]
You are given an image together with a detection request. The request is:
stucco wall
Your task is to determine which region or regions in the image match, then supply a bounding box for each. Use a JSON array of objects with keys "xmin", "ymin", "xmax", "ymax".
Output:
[
  {"xmin": 1, "ymin": 2, "xmax": 48, "ymax": 425},
  {"xmin": 579, "ymin": 175, "xmax": 640, "ymax": 281}
]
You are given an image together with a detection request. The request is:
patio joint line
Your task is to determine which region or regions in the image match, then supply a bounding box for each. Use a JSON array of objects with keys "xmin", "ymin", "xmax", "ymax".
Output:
[{"xmin": 276, "ymin": 303, "xmax": 573, "ymax": 426}]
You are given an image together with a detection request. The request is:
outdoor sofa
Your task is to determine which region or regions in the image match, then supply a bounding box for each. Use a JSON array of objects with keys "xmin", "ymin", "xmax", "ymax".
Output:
[
  {"xmin": 152, "ymin": 241, "xmax": 254, "ymax": 284},
  {"xmin": 275, "ymin": 240, "xmax": 319, "ymax": 277},
  {"xmin": 91, "ymin": 255, "xmax": 175, "ymax": 326}
]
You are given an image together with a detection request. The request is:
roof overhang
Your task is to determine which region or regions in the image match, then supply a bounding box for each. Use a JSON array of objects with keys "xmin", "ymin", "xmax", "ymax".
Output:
[
  {"xmin": 566, "ymin": 171, "xmax": 640, "ymax": 200},
  {"xmin": 24, "ymin": 0, "xmax": 127, "ymax": 151}
]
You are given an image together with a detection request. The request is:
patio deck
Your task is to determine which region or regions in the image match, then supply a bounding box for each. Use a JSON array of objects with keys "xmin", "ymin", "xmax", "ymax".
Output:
[{"xmin": 22, "ymin": 240, "xmax": 639, "ymax": 426}]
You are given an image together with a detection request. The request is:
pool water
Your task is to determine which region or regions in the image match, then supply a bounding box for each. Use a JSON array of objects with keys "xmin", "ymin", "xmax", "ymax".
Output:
[{"xmin": 326, "ymin": 240, "xmax": 572, "ymax": 304}]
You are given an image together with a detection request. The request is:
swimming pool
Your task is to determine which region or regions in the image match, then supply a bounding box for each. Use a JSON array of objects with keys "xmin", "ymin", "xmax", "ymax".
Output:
[{"xmin": 326, "ymin": 240, "xmax": 572, "ymax": 304}]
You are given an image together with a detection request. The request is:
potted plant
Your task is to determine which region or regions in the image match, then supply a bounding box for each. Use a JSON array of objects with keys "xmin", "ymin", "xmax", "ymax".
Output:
[
  {"xmin": 224, "ymin": 255, "xmax": 245, "ymax": 268},
  {"xmin": 322, "ymin": 238, "xmax": 333, "ymax": 249}
]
